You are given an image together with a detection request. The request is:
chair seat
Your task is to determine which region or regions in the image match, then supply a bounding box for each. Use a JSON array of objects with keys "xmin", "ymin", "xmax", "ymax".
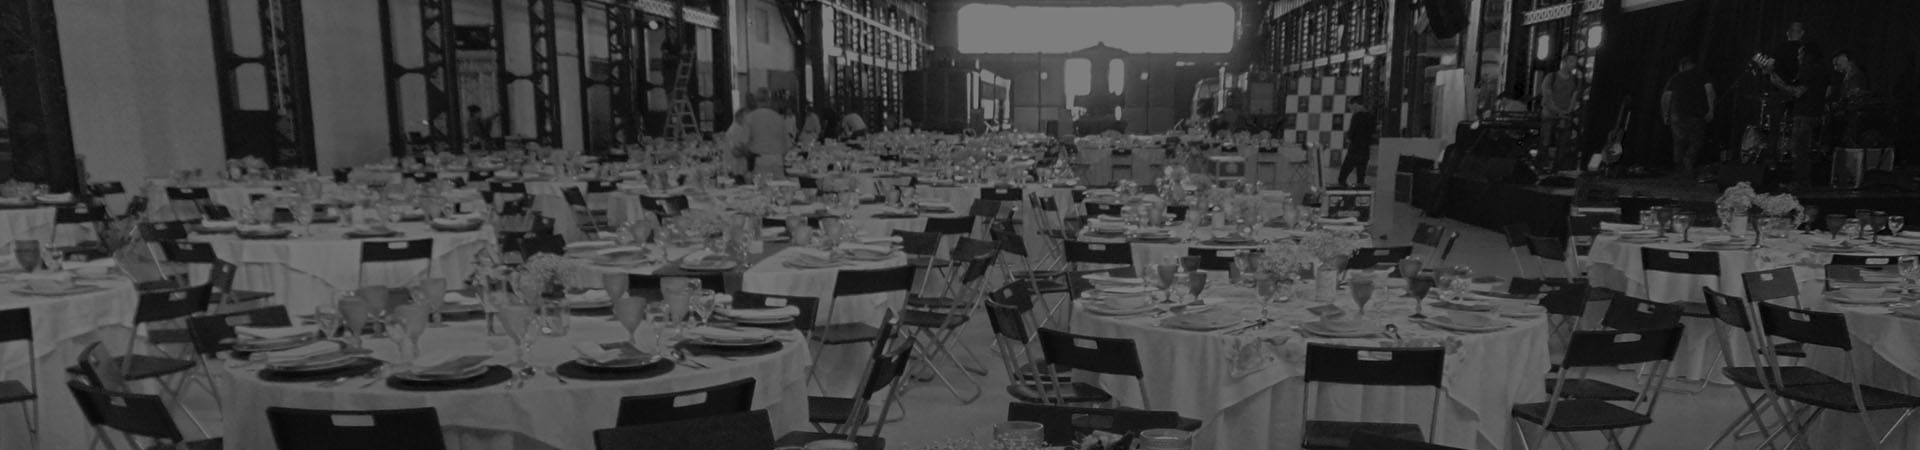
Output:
[
  {"xmin": 1777, "ymin": 383, "xmax": 1920, "ymax": 412},
  {"xmin": 1772, "ymin": 342, "xmax": 1807, "ymax": 358},
  {"xmin": 775, "ymin": 432, "xmax": 885, "ymax": 450},
  {"xmin": 814, "ymin": 323, "xmax": 883, "ymax": 345},
  {"xmin": 1512, "ymin": 399, "xmax": 1653, "ymax": 432},
  {"xmin": 0, "ymin": 380, "xmax": 35, "ymax": 404},
  {"xmin": 900, "ymin": 310, "xmax": 969, "ymax": 329},
  {"xmin": 1116, "ymin": 406, "xmax": 1205, "ymax": 432},
  {"xmin": 1012, "ymin": 361, "xmax": 1073, "ymax": 383},
  {"xmin": 148, "ymin": 328, "xmax": 193, "ymax": 344},
  {"xmin": 63, "ymin": 354, "xmax": 196, "ymax": 383},
  {"xmin": 1007, "ymin": 382, "xmax": 1114, "ymax": 404},
  {"xmin": 1302, "ymin": 420, "xmax": 1424, "ymax": 449},
  {"xmin": 1722, "ymin": 366, "xmax": 1841, "ymax": 389},
  {"xmin": 1546, "ymin": 378, "xmax": 1641, "ymax": 401},
  {"xmin": 906, "ymin": 295, "xmax": 968, "ymax": 309},
  {"xmin": 808, "ymin": 396, "xmax": 859, "ymax": 425},
  {"xmin": 1677, "ymin": 302, "xmax": 1713, "ymax": 318},
  {"xmin": 228, "ymin": 290, "xmax": 275, "ymax": 303},
  {"xmin": 145, "ymin": 439, "xmax": 223, "ymax": 450}
]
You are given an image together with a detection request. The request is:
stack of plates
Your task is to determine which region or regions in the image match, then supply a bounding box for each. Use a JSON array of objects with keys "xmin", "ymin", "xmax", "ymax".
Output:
[
  {"xmin": 683, "ymin": 326, "xmax": 780, "ymax": 348},
  {"xmin": 718, "ymin": 307, "xmax": 800, "ymax": 326},
  {"xmin": 1825, "ymin": 288, "xmax": 1903, "ymax": 305},
  {"xmin": 1160, "ymin": 310, "xmax": 1242, "ymax": 331},
  {"xmin": 1298, "ymin": 319, "xmax": 1378, "ymax": 337}
]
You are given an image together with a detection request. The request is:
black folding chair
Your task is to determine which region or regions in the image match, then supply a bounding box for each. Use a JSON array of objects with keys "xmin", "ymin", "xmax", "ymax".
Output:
[
  {"xmin": 357, "ymin": 238, "xmax": 435, "ymax": 288},
  {"xmin": 639, "ymin": 194, "xmax": 691, "ymax": 218},
  {"xmin": 615, "ymin": 378, "xmax": 757, "ymax": 426},
  {"xmin": 983, "ymin": 284, "xmax": 1076, "ymax": 395},
  {"xmin": 1601, "ymin": 295, "xmax": 1684, "ymax": 331},
  {"xmin": 1004, "ymin": 403, "xmax": 1182, "ymax": 446},
  {"xmin": 1698, "ymin": 287, "xmax": 1832, "ymax": 450},
  {"xmin": 266, "ymin": 407, "xmax": 447, "ymax": 450},
  {"xmin": 1739, "ymin": 267, "xmax": 1810, "ymax": 358},
  {"xmin": 730, "ymin": 292, "xmax": 819, "ymax": 333},
  {"xmin": 1301, "ymin": 344, "xmax": 1446, "ymax": 449},
  {"xmin": 1086, "ymin": 202, "xmax": 1124, "ymax": 218},
  {"xmin": 775, "ymin": 345, "xmax": 911, "ymax": 450},
  {"xmin": 66, "ymin": 381, "xmax": 221, "ymax": 450},
  {"xmin": 0, "ymin": 308, "xmax": 38, "ymax": 444},
  {"xmin": 902, "ymin": 239, "xmax": 999, "ymax": 404},
  {"xmin": 1350, "ymin": 431, "xmax": 1469, "ymax": 450},
  {"xmin": 161, "ymin": 187, "xmax": 211, "ymax": 222},
  {"xmin": 52, "ymin": 202, "xmax": 109, "ymax": 257},
  {"xmin": 804, "ymin": 266, "xmax": 912, "ymax": 388},
  {"xmin": 561, "ymin": 187, "xmax": 612, "ymax": 235},
  {"xmin": 595, "ymin": 410, "xmax": 775, "ymax": 450},
  {"xmin": 160, "ymin": 241, "xmax": 274, "ymax": 306},
  {"xmin": 184, "ymin": 306, "xmax": 293, "ymax": 358},
  {"xmin": 1638, "ymin": 248, "xmax": 1720, "ymax": 319},
  {"xmin": 1515, "ymin": 326, "xmax": 1684, "ymax": 450},
  {"xmin": 1345, "ymin": 246, "xmax": 1413, "ymax": 271},
  {"xmin": 1502, "ymin": 224, "xmax": 1536, "ymax": 278},
  {"xmin": 1824, "ymin": 254, "xmax": 1903, "ymax": 292},
  {"xmin": 991, "ymin": 227, "xmax": 1069, "ymax": 325},
  {"xmin": 1753, "ymin": 303, "xmax": 1920, "ymax": 448}
]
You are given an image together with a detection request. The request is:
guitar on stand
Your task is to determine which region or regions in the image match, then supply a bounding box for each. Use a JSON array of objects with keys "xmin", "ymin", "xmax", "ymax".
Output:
[{"xmin": 1591, "ymin": 102, "xmax": 1630, "ymax": 175}]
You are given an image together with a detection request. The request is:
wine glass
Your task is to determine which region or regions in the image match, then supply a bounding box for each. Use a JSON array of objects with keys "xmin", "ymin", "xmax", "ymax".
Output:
[
  {"xmin": 416, "ymin": 278, "xmax": 447, "ymax": 327},
  {"xmin": 613, "ymin": 298, "xmax": 645, "ymax": 347},
  {"xmin": 312, "ymin": 305, "xmax": 341, "ymax": 340},
  {"xmin": 1826, "ymin": 213, "xmax": 1849, "ymax": 240},
  {"xmin": 1396, "ymin": 257, "xmax": 1424, "ymax": 283},
  {"xmin": 338, "ymin": 296, "xmax": 371, "ymax": 350},
  {"xmin": 12, "ymin": 240, "xmax": 42, "ymax": 272},
  {"xmin": 1891, "ymin": 215, "xmax": 1907, "ymax": 238},
  {"xmin": 1186, "ymin": 271, "xmax": 1208, "ymax": 303},
  {"xmin": 1139, "ymin": 264, "xmax": 1164, "ymax": 301},
  {"xmin": 356, "ymin": 286, "xmax": 394, "ymax": 337},
  {"xmin": 602, "ymin": 272, "xmax": 630, "ymax": 303},
  {"xmin": 1349, "ymin": 271, "xmax": 1377, "ymax": 318},
  {"xmin": 497, "ymin": 304, "xmax": 536, "ymax": 369},
  {"xmin": 1673, "ymin": 212, "xmax": 1695, "ymax": 243},
  {"xmin": 645, "ymin": 302, "xmax": 674, "ymax": 353},
  {"xmin": 1799, "ymin": 206, "xmax": 1820, "ymax": 234},
  {"xmin": 691, "ymin": 289, "xmax": 718, "ymax": 327},
  {"xmin": 395, "ymin": 304, "xmax": 430, "ymax": 370},
  {"xmin": 1900, "ymin": 257, "xmax": 1920, "ymax": 291},
  {"xmin": 1407, "ymin": 275, "xmax": 1435, "ymax": 319}
]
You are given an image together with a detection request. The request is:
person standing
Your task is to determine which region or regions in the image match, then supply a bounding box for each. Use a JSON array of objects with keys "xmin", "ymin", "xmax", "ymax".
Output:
[
  {"xmin": 1540, "ymin": 58, "xmax": 1581, "ymax": 158},
  {"xmin": 1337, "ymin": 97, "xmax": 1378, "ymax": 187},
  {"xmin": 839, "ymin": 110, "xmax": 869, "ymax": 139},
  {"xmin": 741, "ymin": 95, "xmax": 792, "ymax": 177},
  {"xmin": 1773, "ymin": 44, "xmax": 1829, "ymax": 187},
  {"xmin": 1662, "ymin": 56, "xmax": 1715, "ymax": 179},
  {"xmin": 464, "ymin": 105, "xmax": 495, "ymax": 152}
]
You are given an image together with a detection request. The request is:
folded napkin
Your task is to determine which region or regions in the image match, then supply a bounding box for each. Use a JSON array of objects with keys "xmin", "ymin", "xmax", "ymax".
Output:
[
  {"xmin": 411, "ymin": 354, "xmax": 490, "ymax": 377},
  {"xmin": 200, "ymin": 220, "xmax": 239, "ymax": 229},
  {"xmin": 261, "ymin": 341, "xmax": 344, "ymax": 363},
  {"xmin": 791, "ymin": 247, "xmax": 833, "ymax": 260},
  {"xmin": 1315, "ymin": 217, "xmax": 1360, "ymax": 225},
  {"xmin": 237, "ymin": 224, "xmax": 277, "ymax": 233},
  {"xmin": 566, "ymin": 241, "xmax": 616, "ymax": 251},
  {"xmin": 65, "ymin": 258, "xmax": 118, "ymax": 271},
  {"xmin": 565, "ymin": 289, "xmax": 610, "ymax": 305},
  {"xmin": 766, "ymin": 180, "xmax": 800, "ymax": 188},
  {"xmin": 431, "ymin": 217, "xmax": 478, "ymax": 227},
  {"xmin": 572, "ymin": 341, "xmax": 649, "ymax": 363},
  {"xmin": 722, "ymin": 306, "xmax": 800, "ymax": 320},
  {"xmin": 859, "ymin": 236, "xmax": 904, "ymax": 244},
  {"xmin": 686, "ymin": 326, "xmax": 777, "ymax": 342},
  {"xmin": 235, "ymin": 325, "xmax": 318, "ymax": 340},
  {"xmin": 682, "ymin": 250, "xmax": 716, "ymax": 263},
  {"xmin": 836, "ymin": 243, "xmax": 892, "ymax": 255},
  {"xmin": 761, "ymin": 227, "xmax": 787, "ymax": 238},
  {"xmin": 444, "ymin": 291, "xmax": 483, "ymax": 306},
  {"xmin": 35, "ymin": 193, "xmax": 72, "ymax": 202}
]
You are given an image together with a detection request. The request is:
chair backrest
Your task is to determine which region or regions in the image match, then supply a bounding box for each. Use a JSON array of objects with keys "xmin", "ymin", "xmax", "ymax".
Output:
[
  {"xmin": 1086, "ymin": 203, "xmax": 1123, "ymax": 217},
  {"xmin": 360, "ymin": 238, "xmax": 435, "ymax": 263},
  {"xmin": 1638, "ymin": 248, "xmax": 1720, "ymax": 303},
  {"xmin": 1501, "ymin": 223, "xmax": 1532, "ymax": 249},
  {"xmin": 966, "ymin": 199, "xmax": 1002, "ymax": 219},
  {"xmin": 1601, "ymin": 295, "xmax": 1682, "ymax": 331},
  {"xmin": 639, "ymin": 195, "xmax": 690, "ymax": 215},
  {"xmin": 990, "ymin": 227, "xmax": 1029, "ymax": 258},
  {"xmin": 980, "ymin": 186, "xmax": 1024, "ymax": 202},
  {"xmin": 1525, "ymin": 235, "xmax": 1568, "ymax": 262},
  {"xmin": 1036, "ymin": 328, "xmax": 1143, "ymax": 378},
  {"xmin": 186, "ymin": 306, "xmax": 292, "ymax": 356},
  {"xmin": 1165, "ymin": 204, "xmax": 1190, "ymax": 222},
  {"xmin": 66, "ymin": 380, "xmax": 185, "ymax": 443},
  {"xmin": 1064, "ymin": 240, "xmax": 1133, "ymax": 266},
  {"xmin": 1345, "ymin": 246, "xmax": 1412, "ymax": 270},
  {"xmin": 165, "ymin": 187, "xmax": 210, "ymax": 201},
  {"xmin": 729, "ymin": 292, "xmax": 819, "ymax": 332},
  {"xmin": 1700, "ymin": 287, "xmax": 1753, "ymax": 332},
  {"xmin": 134, "ymin": 284, "xmax": 214, "ymax": 325},
  {"xmin": 160, "ymin": 240, "xmax": 219, "ymax": 264},
  {"xmin": 983, "ymin": 295, "xmax": 1031, "ymax": 343},
  {"xmin": 858, "ymin": 344, "xmax": 915, "ymax": 400},
  {"xmin": 832, "ymin": 265, "xmax": 916, "ymax": 297},
  {"xmin": 141, "ymin": 221, "xmax": 191, "ymax": 241},
  {"xmin": 1739, "ymin": 267, "xmax": 1799, "ymax": 303},
  {"xmin": 615, "ymin": 378, "xmax": 757, "ymax": 427},
  {"xmin": 1187, "ymin": 247, "xmax": 1252, "ymax": 272},
  {"xmin": 488, "ymin": 182, "xmax": 527, "ymax": 194},
  {"xmin": 0, "ymin": 307, "xmax": 29, "ymax": 344},
  {"xmin": 922, "ymin": 215, "xmax": 975, "ymax": 235},
  {"xmin": 266, "ymin": 406, "xmax": 449, "ymax": 450},
  {"xmin": 1412, "ymin": 223, "xmax": 1445, "ymax": 247},
  {"xmin": 586, "ymin": 180, "xmax": 620, "ymax": 194},
  {"xmin": 1824, "ymin": 254, "xmax": 1902, "ymax": 284},
  {"xmin": 207, "ymin": 259, "xmax": 243, "ymax": 302},
  {"xmin": 1303, "ymin": 344, "xmax": 1445, "ymax": 387},
  {"xmin": 1535, "ymin": 281, "xmax": 1589, "ymax": 318},
  {"xmin": 1004, "ymin": 403, "xmax": 1181, "ymax": 446},
  {"xmin": 890, "ymin": 230, "xmax": 941, "ymax": 257},
  {"xmin": 561, "ymin": 187, "xmax": 589, "ymax": 207},
  {"xmin": 1567, "ymin": 214, "xmax": 1603, "ymax": 254},
  {"xmin": 951, "ymin": 238, "xmax": 1002, "ymax": 283},
  {"xmin": 55, "ymin": 203, "xmax": 107, "ymax": 224},
  {"xmin": 591, "ymin": 410, "xmax": 774, "ymax": 450},
  {"xmin": 1350, "ymin": 431, "xmax": 1470, "ymax": 450},
  {"xmin": 1755, "ymin": 302, "xmax": 1852, "ymax": 350},
  {"xmin": 1559, "ymin": 326, "xmax": 1686, "ymax": 368}
]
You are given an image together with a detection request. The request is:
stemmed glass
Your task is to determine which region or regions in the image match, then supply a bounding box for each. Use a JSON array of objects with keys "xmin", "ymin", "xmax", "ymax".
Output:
[
  {"xmin": 497, "ymin": 305, "xmax": 536, "ymax": 370},
  {"xmin": 1348, "ymin": 271, "xmax": 1377, "ymax": 318},
  {"xmin": 312, "ymin": 305, "xmax": 341, "ymax": 340},
  {"xmin": 645, "ymin": 303, "xmax": 675, "ymax": 353},
  {"xmin": 1140, "ymin": 264, "xmax": 1166, "ymax": 302},
  {"xmin": 1396, "ymin": 257, "xmax": 1424, "ymax": 285},
  {"xmin": 613, "ymin": 298, "xmax": 646, "ymax": 348},
  {"xmin": 395, "ymin": 304, "xmax": 430, "ymax": 370},
  {"xmin": 1827, "ymin": 213, "xmax": 1849, "ymax": 241},
  {"xmin": 1891, "ymin": 215, "xmax": 1907, "ymax": 238},
  {"xmin": 1673, "ymin": 212, "xmax": 1695, "ymax": 243},
  {"xmin": 691, "ymin": 289, "xmax": 718, "ymax": 327},
  {"xmin": 293, "ymin": 202, "xmax": 316, "ymax": 236},
  {"xmin": 1799, "ymin": 206, "xmax": 1820, "ymax": 235},
  {"xmin": 1186, "ymin": 272, "xmax": 1208, "ymax": 304},
  {"xmin": 338, "ymin": 296, "xmax": 371, "ymax": 350},
  {"xmin": 415, "ymin": 278, "xmax": 448, "ymax": 327},
  {"xmin": 356, "ymin": 286, "xmax": 394, "ymax": 338},
  {"xmin": 1407, "ymin": 275, "xmax": 1435, "ymax": 319},
  {"xmin": 1872, "ymin": 212, "xmax": 1890, "ymax": 245},
  {"xmin": 1900, "ymin": 257, "xmax": 1920, "ymax": 292}
]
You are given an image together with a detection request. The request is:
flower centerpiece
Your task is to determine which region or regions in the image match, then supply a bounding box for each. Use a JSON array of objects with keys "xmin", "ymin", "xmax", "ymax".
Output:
[
  {"xmin": 1259, "ymin": 231, "xmax": 1362, "ymax": 302},
  {"xmin": 1716, "ymin": 182, "xmax": 1760, "ymax": 236},
  {"xmin": 1755, "ymin": 193, "xmax": 1803, "ymax": 237},
  {"xmin": 514, "ymin": 253, "xmax": 585, "ymax": 335}
]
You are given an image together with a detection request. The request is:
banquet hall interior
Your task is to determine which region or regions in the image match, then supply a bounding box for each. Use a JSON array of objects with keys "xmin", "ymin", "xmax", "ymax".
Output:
[{"xmin": 6, "ymin": 0, "xmax": 1920, "ymax": 449}]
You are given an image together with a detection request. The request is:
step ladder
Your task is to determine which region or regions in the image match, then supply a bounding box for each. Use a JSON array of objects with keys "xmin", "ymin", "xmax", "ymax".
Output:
[{"xmin": 665, "ymin": 58, "xmax": 701, "ymax": 140}]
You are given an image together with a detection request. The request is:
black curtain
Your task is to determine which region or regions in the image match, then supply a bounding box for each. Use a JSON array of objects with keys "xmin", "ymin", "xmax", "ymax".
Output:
[{"xmin": 1586, "ymin": 0, "xmax": 1920, "ymax": 170}]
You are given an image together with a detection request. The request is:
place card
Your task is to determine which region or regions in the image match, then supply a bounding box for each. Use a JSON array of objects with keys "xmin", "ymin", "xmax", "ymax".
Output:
[
  {"xmin": 673, "ymin": 392, "xmax": 709, "ymax": 408},
  {"xmin": 330, "ymin": 415, "xmax": 376, "ymax": 427}
]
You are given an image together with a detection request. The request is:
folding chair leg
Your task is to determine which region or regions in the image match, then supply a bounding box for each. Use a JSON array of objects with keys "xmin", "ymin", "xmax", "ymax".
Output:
[
  {"xmin": 1705, "ymin": 389, "xmax": 1782, "ymax": 450},
  {"xmin": 905, "ymin": 328, "xmax": 982, "ymax": 404}
]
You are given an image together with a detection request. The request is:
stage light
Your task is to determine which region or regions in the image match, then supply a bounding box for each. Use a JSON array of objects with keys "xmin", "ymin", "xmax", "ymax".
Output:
[
  {"xmin": 646, "ymin": 20, "xmax": 661, "ymax": 30},
  {"xmin": 1140, "ymin": 72, "xmax": 1149, "ymax": 80},
  {"xmin": 1587, "ymin": 26, "xmax": 1604, "ymax": 48},
  {"xmin": 1040, "ymin": 72, "xmax": 1049, "ymax": 80},
  {"xmin": 1534, "ymin": 34, "xmax": 1554, "ymax": 61}
]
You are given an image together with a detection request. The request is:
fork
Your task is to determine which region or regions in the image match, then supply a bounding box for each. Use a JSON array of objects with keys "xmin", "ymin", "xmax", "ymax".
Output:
[
  {"xmin": 545, "ymin": 367, "xmax": 569, "ymax": 385},
  {"xmin": 355, "ymin": 366, "xmax": 387, "ymax": 389}
]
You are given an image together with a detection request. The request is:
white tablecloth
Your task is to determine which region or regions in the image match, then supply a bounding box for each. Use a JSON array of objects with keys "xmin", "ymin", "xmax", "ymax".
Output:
[
  {"xmin": 1807, "ymin": 298, "xmax": 1920, "ymax": 448},
  {"xmin": 189, "ymin": 223, "xmax": 492, "ymax": 315},
  {"xmin": 0, "ymin": 207, "xmax": 56, "ymax": 244},
  {"xmin": 1070, "ymin": 286, "xmax": 1551, "ymax": 450},
  {"xmin": 221, "ymin": 320, "xmax": 810, "ymax": 450},
  {"xmin": 1587, "ymin": 230, "xmax": 1912, "ymax": 380},
  {"xmin": 0, "ymin": 278, "xmax": 139, "ymax": 450}
]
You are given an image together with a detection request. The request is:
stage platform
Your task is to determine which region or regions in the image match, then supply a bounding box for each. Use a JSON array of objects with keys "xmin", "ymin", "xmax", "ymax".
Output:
[{"xmin": 1405, "ymin": 172, "xmax": 1920, "ymax": 236}]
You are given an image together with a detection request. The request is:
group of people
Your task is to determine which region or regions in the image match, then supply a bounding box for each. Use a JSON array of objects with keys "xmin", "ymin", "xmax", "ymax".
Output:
[
  {"xmin": 1662, "ymin": 21, "xmax": 1869, "ymax": 187},
  {"xmin": 722, "ymin": 92, "xmax": 874, "ymax": 176}
]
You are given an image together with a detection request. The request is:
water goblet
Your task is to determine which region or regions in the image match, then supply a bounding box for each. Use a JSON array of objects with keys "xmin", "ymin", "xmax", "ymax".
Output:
[
  {"xmin": 1673, "ymin": 212, "xmax": 1695, "ymax": 243},
  {"xmin": 395, "ymin": 304, "xmax": 430, "ymax": 370},
  {"xmin": 645, "ymin": 302, "xmax": 674, "ymax": 353},
  {"xmin": 613, "ymin": 298, "xmax": 646, "ymax": 347},
  {"xmin": 497, "ymin": 305, "xmax": 536, "ymax": 370},
  {"xmin": 1407, "ymin": 275, "xmax": 1435, "ymax": 319},
  {"xmin": 1872, "ymin": 212, "xmax": 1890, "ymax": 244},
  {"xmin": 1186, "ymin": 271, "xmax": 1208, "ymax": 303},
  {"xmin": 416, "ymin": 278, "xmax": 448, "ymax": 327},
  {"xmin": 312, "ymin": 305, "xmax": 341, "ymax": 340},
  {"xmin": 1396, "ymin": 257, "xmax": 1424, "ymax": 283},
  {"xmin": 1827, "ymin": 213, "xmax": 1849, "ymax": 240},
  {"xmin": 1348, "ymin": 272, "xmax": 1377, "ymax": 317},
  {"xmin": 338, "ymin": 297, "xmax": 371, "ymax": 350},
  {"xmin": 1799, "ymin": 206, "xmax": 1820, "ymax": 234},
  {"xmin": 1842, "ymin": 219, "xmax": 1864, "ymax": 242}
]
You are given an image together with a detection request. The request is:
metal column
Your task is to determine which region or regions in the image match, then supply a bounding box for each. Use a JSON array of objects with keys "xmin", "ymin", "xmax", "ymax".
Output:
[
  {"xmin": 208, "ymin": 0, "xmax": 317, "ymax": 168},
  {"xmin": 0, "ymin": 0, "xmax": 78, "ymax": 190},
  {"xmin": 378, "ymin": 0, "xmax": 461, "ymax": 155}
]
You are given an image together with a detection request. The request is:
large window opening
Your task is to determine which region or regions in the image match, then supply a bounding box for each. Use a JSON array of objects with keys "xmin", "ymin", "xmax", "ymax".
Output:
[{"xmin": 955, "ymin": 3, "xmax": 1237, "ymax": 54}]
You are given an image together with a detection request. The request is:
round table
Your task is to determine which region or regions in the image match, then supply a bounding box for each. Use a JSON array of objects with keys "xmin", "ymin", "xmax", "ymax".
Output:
[
  {"xmin": 0, "ymin": 277, "xmax": 138, "ymax": 450},
  {"xmin": 1802, "ymin": 293, "xmax": 1920, "ymax": 447},
  {"xmin": 1587, "ymin": 229, "xmax": 1912, "ymax": 381},
  {"xmin": 1069, "ymin": 284, "xmax": 1551, "ymax": 450},
  {"xmin": 0, "ymin": 207, "xmax": 56, "ymax": 244},
  {"xmin": 1076, "ymin": 226, "xmax": 1352, "ymax": 269},
  {"xmin": 189, "ymin": 222, "xmax": 492, "ymax": 315},
  {"xmin": 567, "ymin": 245, "xmax": 912, "ymax": 396},
  {"xmin": 221, "ymin": 319, "xmax": 810, "ymax": 450}
]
